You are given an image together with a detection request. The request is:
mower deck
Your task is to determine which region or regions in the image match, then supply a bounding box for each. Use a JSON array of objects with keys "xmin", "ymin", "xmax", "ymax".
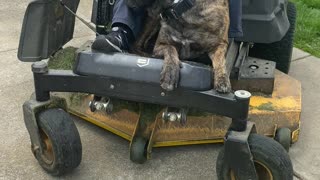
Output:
[{"xmin": 54, "ymin": 69, "xmax": 301, "ymax": 147}]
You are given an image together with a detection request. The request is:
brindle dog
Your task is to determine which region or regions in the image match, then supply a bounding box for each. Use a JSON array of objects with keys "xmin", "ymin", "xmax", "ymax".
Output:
[{"xmin": 127, "ymin": 0, "xmax": 231, "ymax": 93}]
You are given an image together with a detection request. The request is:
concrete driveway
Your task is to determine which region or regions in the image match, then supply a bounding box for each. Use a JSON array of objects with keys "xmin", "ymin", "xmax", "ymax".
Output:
[{"xmin": 0, "ymin": 0, "xmax": 319, "ymax": 179}]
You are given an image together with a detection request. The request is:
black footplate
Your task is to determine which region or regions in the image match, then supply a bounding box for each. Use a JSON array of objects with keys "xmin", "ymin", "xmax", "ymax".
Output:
[{"xmin": 74, "ymin": 51, "xmax": 213, "ymax": 91}]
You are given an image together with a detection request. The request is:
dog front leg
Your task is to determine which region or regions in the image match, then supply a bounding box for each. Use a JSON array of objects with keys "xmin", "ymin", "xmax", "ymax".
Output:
[
  {"xmin": 209, "ymin": 44, "xmax": 231, "ymax": 93},
  {"xmin": 143, "ymin": 21, "xmax": 160, "ymax": 50},
  {"xmin": 154, "ymin": 43, "xmax": 181, "ymax": 91},
  {"xmin": 132, "ymin": 17, "xmax": 159, "ymax": 55}
]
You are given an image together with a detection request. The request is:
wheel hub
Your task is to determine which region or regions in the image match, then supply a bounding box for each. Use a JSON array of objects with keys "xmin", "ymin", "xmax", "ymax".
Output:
[
  {"xmin": 39, "ymin": 129, "xmax": 54, "ymax": 164},
  {"xmin": 230, "ymin": 161, "xmax": 273, "ymax": 180}
]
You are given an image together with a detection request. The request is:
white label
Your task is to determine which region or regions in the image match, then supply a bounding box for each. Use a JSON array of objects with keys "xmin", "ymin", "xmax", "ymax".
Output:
[{"xmin": 137, "ymin": 58, "xmax": 150, "ymax": 67}]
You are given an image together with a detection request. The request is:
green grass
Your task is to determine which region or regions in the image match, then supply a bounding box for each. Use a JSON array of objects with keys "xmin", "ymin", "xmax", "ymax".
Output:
[
  {"xmin": 48, "ymin": 47, "xmax": 77, "ymax": 70},
  {"xmin": 291, "ymin": 0, "xmax": 320, "ymax": 57}
]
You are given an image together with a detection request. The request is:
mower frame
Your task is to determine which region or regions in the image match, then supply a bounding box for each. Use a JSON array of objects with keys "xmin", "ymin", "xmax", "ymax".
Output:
[{"xmin": 18, "ymin": 0, "xmax": 298, "ymax": 179}]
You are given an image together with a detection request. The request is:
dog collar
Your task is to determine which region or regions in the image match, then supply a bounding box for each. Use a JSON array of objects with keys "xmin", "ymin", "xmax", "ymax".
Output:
[{"xmin": 160, "ymin": 0, "xmax": 195, "ymax": 20}]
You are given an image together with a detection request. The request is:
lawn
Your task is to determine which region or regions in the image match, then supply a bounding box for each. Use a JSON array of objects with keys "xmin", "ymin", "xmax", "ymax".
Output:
[{"xmin": 291, "ymin": 0, "xmax": 320, "ymax": 57}]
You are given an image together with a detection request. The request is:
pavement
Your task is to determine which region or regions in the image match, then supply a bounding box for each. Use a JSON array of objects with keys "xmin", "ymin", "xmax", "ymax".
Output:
[{"xmin": 0, "ymin": 0, "xmax": 319, "ymax": 179}]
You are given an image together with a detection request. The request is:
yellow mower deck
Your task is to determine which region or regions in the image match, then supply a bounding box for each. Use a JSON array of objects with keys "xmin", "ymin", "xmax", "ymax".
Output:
[{"xmin": 55, "ymin": 70, "xmax": 301, "ymax": 147}]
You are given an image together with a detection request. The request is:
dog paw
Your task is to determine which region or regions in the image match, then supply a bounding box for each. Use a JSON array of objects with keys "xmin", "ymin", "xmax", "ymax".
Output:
[
  {"xmin": 160, "ymin": 62, "xmax": 180, "ymax": 91},
  {"xmin": 214, "ymin": 74, "xmax": 231, "ymax": 93}
]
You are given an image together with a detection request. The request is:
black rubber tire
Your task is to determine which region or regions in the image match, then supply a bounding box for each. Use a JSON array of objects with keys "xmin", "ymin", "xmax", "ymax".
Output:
[
  {"xmin": 249, "ymin": 2, "xmax": 297, "ymax": 74},
  {"xmin": 216, "ymin": 134, "xmax": 293, "ymax": 180},
  {"xmin": 130, "ymin": 137, "xmax": 148, "ymax": 164},
  {"xmin": 35, "ymin": 108, "xmax": 82, "ymax": 176},
  {"xmin": 275, "ymin": 127, "xmax": 292, "ymax": 152}
]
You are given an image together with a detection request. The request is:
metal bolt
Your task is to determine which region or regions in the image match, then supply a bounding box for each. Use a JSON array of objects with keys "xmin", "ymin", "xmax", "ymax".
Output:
[
  {"xmin": 161, "ymin": 92, "xmax": 166, "ymax": 96},
  {"xmin": 169, "ymin": 113, "xmax": 178, "ymax": 122},
  {"xmin": 162, "ymin": 112, "xmax": 170, "ymax": 121},
  {"xmin": 235, "ymin": 90, "xmax": 251, "ymax": 100},
  {"xmin": 95, "ymin": 102, "xmax": 106, "ymax": 110}
]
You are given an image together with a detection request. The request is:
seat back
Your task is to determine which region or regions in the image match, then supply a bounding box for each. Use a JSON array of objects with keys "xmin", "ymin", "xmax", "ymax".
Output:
[
  {"xmin": 237, "ymin": 0, "xmax": 290, "ymax": 43},
  {"xmin": 18, "ymin": 0, "xmax": 80, "ymax": 62}
]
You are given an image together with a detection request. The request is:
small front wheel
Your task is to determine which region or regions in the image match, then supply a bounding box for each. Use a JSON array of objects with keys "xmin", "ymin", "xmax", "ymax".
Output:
[
  {"xmin": 35, "ymin": 108, "xmax": 82, "ymax": 176},
  {"xmin": 216, "ymin": 134, "xmax": 293, "ymax": 180},
  {"xmin": 274, "ymin": 127, "xmax": 292, "ymax": 152},
  {"xmin": 130, "ymin": 137, "xmax": 148, "ymax": 164}
]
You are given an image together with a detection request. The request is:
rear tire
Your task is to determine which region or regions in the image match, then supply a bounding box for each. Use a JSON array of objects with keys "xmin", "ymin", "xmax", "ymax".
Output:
[
  {"xmin": 216, "ymin": 134, "xmax": 293, "ymax": 180},
  {"xmin": 249, "ymin": 2, "xmax": 297, "ymax": 73},
  {"xmin": 35, "ymin": 108, "xmax": 82, "ymax": 176}
]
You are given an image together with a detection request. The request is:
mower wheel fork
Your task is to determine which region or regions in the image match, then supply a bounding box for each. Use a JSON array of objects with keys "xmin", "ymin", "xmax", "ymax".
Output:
[
  {"xmin": 24, "ymin": 99, "xmax": 50, "ymax": 156},
  {"xmin": 224, "ymin": 121, "xmax": 258, "ymax": 180}
]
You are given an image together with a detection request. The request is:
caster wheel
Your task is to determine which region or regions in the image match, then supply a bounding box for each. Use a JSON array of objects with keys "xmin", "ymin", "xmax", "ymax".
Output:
[
  {"xmin": 217, "ymin": 134, "xmax": 293, "ymax": 180},
  {"xmin": 130, "ymin": 137, "xmax": 148, "ymax": 164},
  {"xmin": 34, "ymin": 108, "xmax": 82, "ymax": 176},
  {"xmin": 275, "ymin": 127, "xmax": 292, "ymax": 152}
]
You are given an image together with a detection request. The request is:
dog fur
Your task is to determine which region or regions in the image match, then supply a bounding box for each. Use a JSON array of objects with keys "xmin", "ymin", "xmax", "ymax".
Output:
[{"xmin": 127, "ymin": 0, "xmax": 231, "ymax": 93}]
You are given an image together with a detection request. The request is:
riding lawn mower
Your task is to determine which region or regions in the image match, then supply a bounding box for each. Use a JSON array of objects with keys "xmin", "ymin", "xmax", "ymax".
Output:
[{"xmin": 18, "ymin": 0, "xmax": 300, "ymax": 179}]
